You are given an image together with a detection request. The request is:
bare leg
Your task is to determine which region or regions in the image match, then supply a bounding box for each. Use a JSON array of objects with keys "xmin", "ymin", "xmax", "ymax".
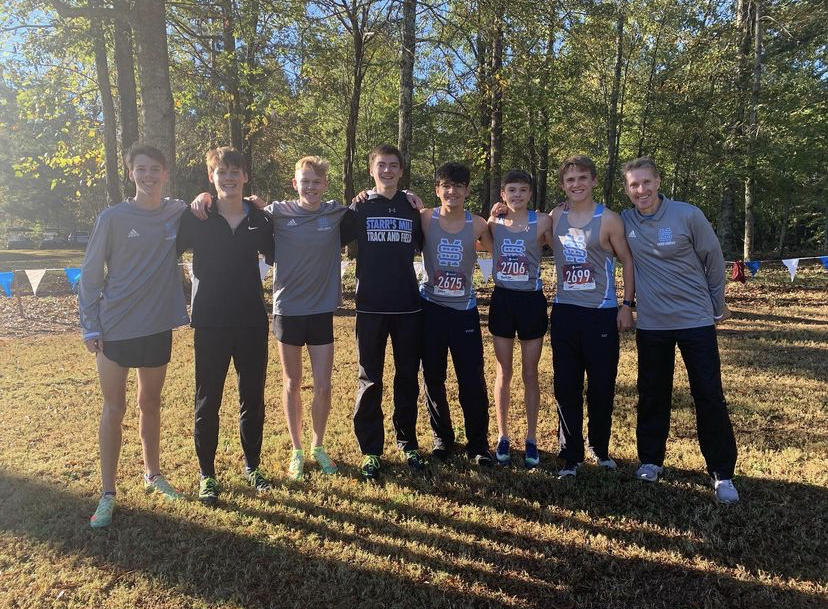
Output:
[
  {"xmin": 96, "ymin": 353, "xmax": 129, "ymax": 493},
  {"xmin": 519, "ymin": 337, "xmax": 544, "ymax": 442},
  {"xmin": 278, "ymin": 341, "xmax": 304, "ymax": 450},
  {"xmin": 307, "ymin": 343, "xmax": 334, "ymax": 448},
  {"xmin": 492, "ymin": 336, "xmax": 515, "ymax": 440},
  {"xmin": 136, "ymin": 364, "xmax": 168, "ymax": 478}
]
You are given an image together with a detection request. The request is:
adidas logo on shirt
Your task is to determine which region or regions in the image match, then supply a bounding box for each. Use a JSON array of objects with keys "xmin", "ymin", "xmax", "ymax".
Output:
[
  {"xmin": 627, "ymin": 230, "xmax": 636, "ymax": 238},
  {"xmin": 287, "ymin": 219, "xmax": 298, "ymax": 227},
  {"xmin": 127, "ymin": 229, "xmax": 140, "ymax": 238}
]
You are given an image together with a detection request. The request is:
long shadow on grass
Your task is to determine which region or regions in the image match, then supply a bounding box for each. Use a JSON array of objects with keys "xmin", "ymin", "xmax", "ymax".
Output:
[
  {"xmin": 226, "ymin": 471, "xmax": 827, "ymax": 609},
  {"xmin": 381, "ymin": 461, "xmax": 828, "ymax": 590},
  {"xmin": 2, "ymin": 470, "xmax": 826, "ymax": 609},
  {"xmin": 0, "ymin": 471, "xmax": 532, "ymax": 609}
]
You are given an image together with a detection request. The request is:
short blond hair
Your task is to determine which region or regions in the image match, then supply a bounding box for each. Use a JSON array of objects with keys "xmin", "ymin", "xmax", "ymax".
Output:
[{"xmin": 295, "ymin": 156, "xmax": 330, "ymax": 176}]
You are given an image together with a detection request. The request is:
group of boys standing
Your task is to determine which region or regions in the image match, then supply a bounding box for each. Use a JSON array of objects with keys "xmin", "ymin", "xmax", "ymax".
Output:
[{"xmin": 79, "ymin": 141, "xmax": 739, "ymax": 528}]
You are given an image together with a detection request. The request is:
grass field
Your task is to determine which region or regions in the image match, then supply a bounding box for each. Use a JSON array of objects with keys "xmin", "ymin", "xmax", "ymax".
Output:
[{"xmin": 0, "ymin": 265, "xmax": 827, "ymax": 608}]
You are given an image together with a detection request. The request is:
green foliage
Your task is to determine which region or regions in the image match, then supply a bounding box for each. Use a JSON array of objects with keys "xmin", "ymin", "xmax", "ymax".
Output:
[{"xmin": 0, "ymin": 0, "xmax": 825, "ymax": 251}]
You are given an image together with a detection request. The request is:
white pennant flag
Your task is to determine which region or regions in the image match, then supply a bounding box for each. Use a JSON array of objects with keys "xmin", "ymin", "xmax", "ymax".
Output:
[
  {"xmin": 24, "ymin": 269, "xmax": 47, "ymax": 296},
  {"xmin": 413, "ymin": 261, "xmax": 424, "ymax": 280},
  {"xmin": 782, "ymin": 258, "xmax": 799, "ymax": 282},
  {"xmin": 186, "ymin": 263, "xmax": 199, "ymax": 307},
  {"xmin": 258, "ymin": 259, "xmax": 271, "ymax": 282},
  {"xmin": 477, "ymin": 258, "xmax": 493, "ymax": 282}
]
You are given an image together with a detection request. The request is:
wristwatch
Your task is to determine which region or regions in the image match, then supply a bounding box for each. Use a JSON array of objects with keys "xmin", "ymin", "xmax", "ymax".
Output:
[{"xmin": 622, "ymin": 299, "xmax": 636, "ymax": 308}]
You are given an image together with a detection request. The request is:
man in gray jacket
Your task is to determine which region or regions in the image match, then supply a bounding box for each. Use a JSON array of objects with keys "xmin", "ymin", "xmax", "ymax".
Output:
[{"xmin": 620, "ymin": 157, "xmax": 739, "ymax": 504}]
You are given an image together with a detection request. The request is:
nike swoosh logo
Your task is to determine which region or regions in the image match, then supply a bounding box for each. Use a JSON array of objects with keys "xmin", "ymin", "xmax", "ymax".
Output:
[{"xmin": 247, "ymin": 226, "xmax": 259, "ymax": 230}]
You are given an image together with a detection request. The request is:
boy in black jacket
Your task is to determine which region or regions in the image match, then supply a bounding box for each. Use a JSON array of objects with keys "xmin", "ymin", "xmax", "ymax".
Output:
[{"xmin": 177, "ymin": 146, "xmax": 274, "ymax": 505}]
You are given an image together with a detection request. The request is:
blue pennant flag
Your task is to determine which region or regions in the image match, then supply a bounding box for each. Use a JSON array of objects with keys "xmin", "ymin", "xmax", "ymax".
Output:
[
  {"xmin": 745, "ymin": 260, "xmax": 761, "ymax": 276},
  {"xmin": 64, "ymin": 267, "xmax": 82, "ymax": 291},
  {"xmin": 820, "ymin": 256, "xmax": 828, "ymax": 272},
  {"xmin": 0, "ymin": 271, "xmax": 13, "ymax": 297}
]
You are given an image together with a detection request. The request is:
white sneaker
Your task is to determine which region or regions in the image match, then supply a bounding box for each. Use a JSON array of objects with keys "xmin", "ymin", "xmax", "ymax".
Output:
[
  {"xmin": 635, "ymin": 463, "xmax": 663, "ymax": 482},
  {"xmin": 713, "ymin": 479, "xmax": 739, "ymax": 504},
  {"xmin": 558, "ymin": 462, "xmax": 579, "ymax": 479},
  {"xmin": 596, "ymin": 456, "xmax": 617, "ymax": 470}
]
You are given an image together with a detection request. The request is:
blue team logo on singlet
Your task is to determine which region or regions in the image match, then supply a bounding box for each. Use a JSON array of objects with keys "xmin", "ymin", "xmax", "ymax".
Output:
[
  {"xmin": 501, "ymin": 238, "xmax": 525, "ymax": 255},
  {"xmin": 437, "ymin": 238, "xmax": 462, "ymax": 267},
  {"xmin": 317, "ymin": 216, "xmax": 332, "ymax": 231},
  {"xmin": 658, "ymin": 227, "xmax": 675, "ymax": 246},
  {"xmin": 164, "ymin": 221, "xmax": 177, "ymax": 241},
  {"xmin": 560, "ymin": 228, "xmax": 587, "ymax": 263}
]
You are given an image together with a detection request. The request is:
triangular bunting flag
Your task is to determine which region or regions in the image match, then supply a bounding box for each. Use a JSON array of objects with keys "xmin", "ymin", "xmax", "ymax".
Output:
[
  {"xmin": 186, "ymin": 263, "xmax": 199, "ymax": 308},
  {"xmin": 258, "ymin": 259, "xmax": 270, "ymax": 282},
  {"xmin": 744, "ymin": 260, "xmax": 761, "ymax": 276},
  {"xmin": 0, "ymin": 271, "xmax": 13, "ymax": 297},
  {"xmin": 64, "ymin": 267, "xmax": 81, "ymax": 291},
  {"xmin": 413, "ymin": 261, "xmax": 424, "ymax": 280},
  {"xmin": 820, "ymin": 256, "xmax": 828, "ymax": 272},
  {"xmin": 340, "ymin": 260, "xmax": 351, "ymax": 278},
  {"xmin": 478, "ymin": 258, "xmax": 493, "ymax": 282},
  {"xmin": 25, "ymin": 269, "xmax": 47, "ymax": 296},
  {"xmin": 782, "ymin": 258, "xmax": 799, "ymax": 282}
]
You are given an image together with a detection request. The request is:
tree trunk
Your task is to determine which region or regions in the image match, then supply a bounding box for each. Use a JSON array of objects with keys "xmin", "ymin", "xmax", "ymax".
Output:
[
  {"xmin": 527, "ymin": 108, "xmax": 538, "ymax": 210},
  {"xmin": 718, "ymin": 178, "xmax": 736, "ymax": 259},
  {"xmin": 476, "ymin": 32, "xmax": 490, "ymax": 213},
  {"xmin": 344, "ymin": 25, "xmax": 365, "ymax": 207},
  {"xmin": 603, "ymin": 8, "xmax": 624, "ymax": 208},
  {"xmin": 90, "ymin": 0, "xmax": 121, "ymax": 205},
  {"xmin": 743, "ymin": 0, "xmax": 762, "ymax": 261},
  {"xmin": 536, "ymin": 20, "xmax": 555, "ymax": 213},
  {"xmin": 241, "ymin": 0, "xmax": 259, "ymax": 191},
  {"xmin": 132, "ymin": 0, "xmax": 176, "ymax": 194},
  {"xmin": 397, "ymin": 0, "xmax": 416, "ymax": 189},
  {"xmin": 112, "ymin": 0, "xmax": 138, "ymax": 192},
  {"xmin": 487, "ymin": 19, "xmax": 503, "ymax": 216},
  {"xmin": 776, "ymin": 192, "xmax": 791, "ymax": 258},
  {"xmin": 636, "ymin": 14, "xmax": 663, "ymax": 157},
  {"xmin": 221, "ymin": 0, "xmax": 243, "ymax": 151}
]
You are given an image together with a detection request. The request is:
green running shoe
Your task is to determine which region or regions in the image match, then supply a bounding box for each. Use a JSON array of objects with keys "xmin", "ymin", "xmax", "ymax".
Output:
[
  {"xmin": 288, "ymin": 450, "xmax": 304, "ymax": 481},
  {"xmin": 361, "ymin": 454, "xmax": 381, "ymax": 482},
  {"xmin": 247, "ymin": 468, "xmax": 272, "ymax": 491},
  {"xmin": 404, "ymin": 449, "xmax": 427, "ymax": 472},
  {"xmin": 90, "ymin": 494, "xmax": 115, "ymax": 528},
  {"xmin": 312, "ymin": 446, "xmax": 338, "ymax": 475},
  {"xmin": 199, "ymin": 476, "xmax": 219, "ymax": 506},
  {"xmin": 145, "ymin": 474, "xmax": 183, "ymax": 500}
]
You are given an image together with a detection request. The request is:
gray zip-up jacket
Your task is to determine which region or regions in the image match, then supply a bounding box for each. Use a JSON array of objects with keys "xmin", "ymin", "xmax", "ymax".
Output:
[
  {"xmin": 79, "ymin": 198, "xmax": 190, "ymax": 341},
  {"xmin": 620, "ymin": 195, "xmax": 726, "ymax": 330}
]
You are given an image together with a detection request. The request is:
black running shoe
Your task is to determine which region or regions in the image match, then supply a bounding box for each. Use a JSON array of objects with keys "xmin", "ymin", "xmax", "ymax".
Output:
[{"xmin": 473, "ymin": 452, "xmax": 495, "ymax": 467}]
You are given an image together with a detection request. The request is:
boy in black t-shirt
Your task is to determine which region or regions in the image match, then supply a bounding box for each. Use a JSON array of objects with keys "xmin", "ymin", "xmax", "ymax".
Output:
[{"xmin": 343, "ymin": 144, "xmax": 425, "ymax": 481}]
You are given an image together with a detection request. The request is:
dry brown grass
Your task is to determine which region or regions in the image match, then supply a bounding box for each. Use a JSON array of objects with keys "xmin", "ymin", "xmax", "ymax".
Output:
[{"xmin": 0, "ymin": 264, "xmax": 826, "ymax": 608}]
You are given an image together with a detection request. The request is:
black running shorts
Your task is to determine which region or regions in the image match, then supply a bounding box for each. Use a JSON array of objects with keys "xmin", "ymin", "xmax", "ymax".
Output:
[
  {"xmin": 488, "ymin": 287, "xmax": 548, "ymax": 340},
  {"xmin": 273, "ymin": 312, "xmax": 334, "ymax": 346},
  {"xmin": 102, "ymin": 329, "xmax": 173, "ymax": 368}
]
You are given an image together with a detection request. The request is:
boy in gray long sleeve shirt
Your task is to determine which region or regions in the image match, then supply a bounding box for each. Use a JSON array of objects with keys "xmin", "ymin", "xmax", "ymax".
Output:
[
  {"xmin": 79, "ymin": 144, "xmax": 190, "ymax": 529},
  {"xmin": 621, "ymin": 156, "xmax": 738, "ymax": 504}
]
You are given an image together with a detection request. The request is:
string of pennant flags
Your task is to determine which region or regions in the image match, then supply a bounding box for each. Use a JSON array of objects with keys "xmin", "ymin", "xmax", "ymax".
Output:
[{"xmin": 1, "ymin": 255, "xmax": 826, "ymax": 298}]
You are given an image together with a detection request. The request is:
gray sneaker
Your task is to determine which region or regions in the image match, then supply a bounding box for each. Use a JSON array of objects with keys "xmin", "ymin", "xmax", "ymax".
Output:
[
  {"xmin": 635, "ymin": 463, "xmax": 663, "ymax": 482},
  {"xmin": 713, "ymin": 479, "xmax": 739, "ymax": 504},
  {"xmin": 557, "ymin": 462, "xmax": 579, "ymax": 479}
]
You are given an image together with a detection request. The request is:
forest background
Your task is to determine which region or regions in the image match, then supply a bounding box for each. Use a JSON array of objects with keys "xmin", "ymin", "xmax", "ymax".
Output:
[{"xmin": 0, "ymin": 0, "xmax": 825, "ymax": 261}]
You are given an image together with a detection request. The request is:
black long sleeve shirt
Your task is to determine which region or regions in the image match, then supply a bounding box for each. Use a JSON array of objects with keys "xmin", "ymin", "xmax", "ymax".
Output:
[{"xmin": 177, "ymin": 203, "xmax": 274, "ymax": 328}]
